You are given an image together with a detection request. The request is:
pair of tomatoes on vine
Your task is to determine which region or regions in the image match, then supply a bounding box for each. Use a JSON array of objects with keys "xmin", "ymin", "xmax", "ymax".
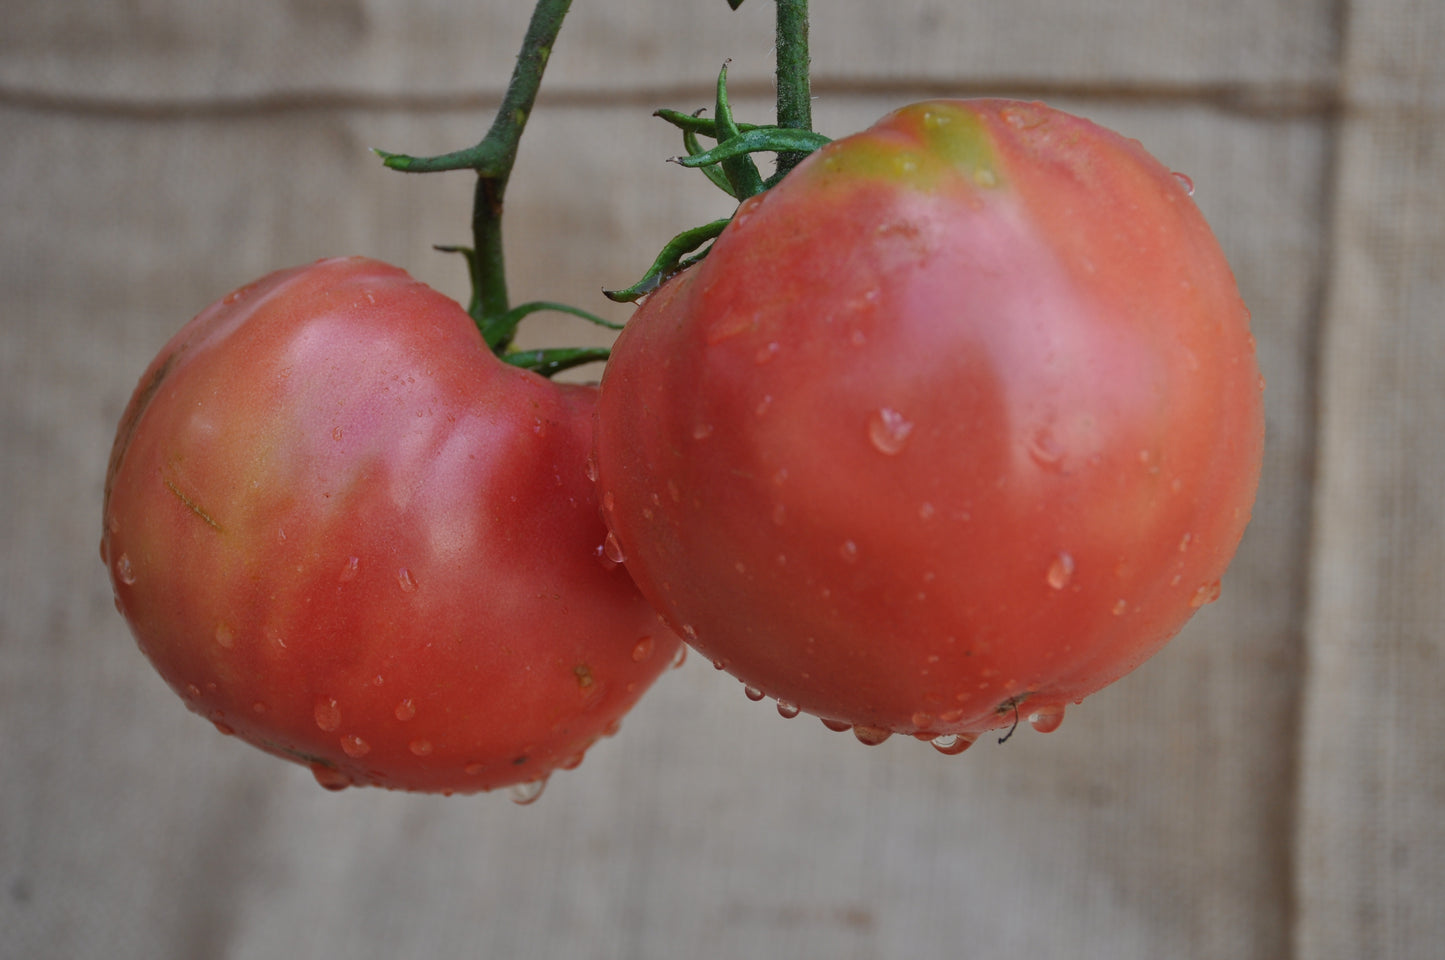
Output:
[{"xmin": 102, "ymin": 98, "xmax": 1263, "ymax": 797}]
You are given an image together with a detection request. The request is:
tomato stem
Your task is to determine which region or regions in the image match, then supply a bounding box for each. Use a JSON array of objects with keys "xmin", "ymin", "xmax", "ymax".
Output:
[
  {"xmin": 773, "ymin": 0, "xmax": 813, "ymax": 178},
  {"xmin": 376, "ymin": 0, "xmax": 574, "ymax": 354}
]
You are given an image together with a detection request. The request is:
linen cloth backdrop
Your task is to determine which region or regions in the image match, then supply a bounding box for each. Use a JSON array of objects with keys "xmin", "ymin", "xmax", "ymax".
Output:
[{"xmin": 2, "ymin": 1, "xmax": 1440, "ymax": 957}]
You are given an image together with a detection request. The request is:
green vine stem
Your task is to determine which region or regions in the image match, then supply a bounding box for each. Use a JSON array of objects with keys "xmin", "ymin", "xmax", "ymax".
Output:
[
  {"xmin": 375, "ymin": 0, "xmax": 573, "ymax": 356},
  {"xmin": 773, "ymin": 0, "xmax": 814, "ymax": 176}
]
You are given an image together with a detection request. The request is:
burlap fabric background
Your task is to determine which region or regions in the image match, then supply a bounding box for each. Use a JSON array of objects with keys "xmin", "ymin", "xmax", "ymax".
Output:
[{"xmin": 3, "ymin": 1, "xmax": 1441, "ymax": 957}]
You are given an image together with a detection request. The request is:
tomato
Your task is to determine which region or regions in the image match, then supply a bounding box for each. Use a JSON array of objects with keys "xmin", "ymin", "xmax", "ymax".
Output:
[
  {"xmin": 595, "ymin": 100, "xmax": 1263, "ymax": 745},
  {"xmin": 102, "ymin": 257, "xmax": 679, "ymax": 794}
]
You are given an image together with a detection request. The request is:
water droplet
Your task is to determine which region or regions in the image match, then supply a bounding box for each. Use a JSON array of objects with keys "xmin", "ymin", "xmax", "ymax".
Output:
[
  {"xmin": 464, "ymin": 762, "xmax": 486, "ymax": 776},
  {"xmin": 681, "ymin": 624, "xmax": 698, "ymax": 642},
  {"xmin": 397, "ymin": 568, "xmax": 417, "ymax": 592},
  {"xmin": 1001, "ymin": 104, "xmax": 1048, "ymax": 130},
  {"xmin": 214, "ymin": 623, "xmax": 235, "ymax": 649},
  {"xmin": 918, "ymin": 502, "xmax": 936, "ymax": 520},
  {"xmin": 692, "ymin": 423, "xmax": 714, "ymax": 440},
  {"xmin": 771, "ymin": 502, "xmax": 787, "ymax": 526},
  {"xmin": 1178, "ymin": 532, "xmax": 1193, "ymax": 552},
  {"xmin": 930, "ymin": 733, "xmax": 976, "ymax": 756},
  {"xmin": 755, "ymin": 394, "xmax": 773, "ymax": 416},
  {"xmin": 340, "ymin": 734, "xmax": 371, "ymax": 758},
  {"xmin": 115, "ymin": 553, "xmax": 136, "ymax": 585},
  {"xmin": 1027, "ymin": 426, "xmax": 1064, "ymax": 470},
  {"xmin": 631, "ymin": 636, "xmax": 655, "ymax": 662},
  {"xmin": 1046, "ymin": 553, "xmax": 1075, "ymax": 590},
  {"xmin": 1172, "ymin": 171, "xmax": 1196, "ymax": 196},
  {"xmin": 1028, "ymin": 703, "xmax": 1066, "ymax": 733},
  {"xmin": 776, "ymin": 700, "xmax": 801, "ymax": 719},
  {"xmin": 672, "ymin": 645, "xmax": 688, "ymax": 668},
  {"xmin": 408, "ymin": 739, "xmax": 432, "ymax": 756},
  {"xmin": 584, "ymin": 457, "xmax": 599, "ymax": 482},
  {"xmin": 853, "ymin": 725, "xmax": 892, "ymax": 745},
  {"xmin": 820, "ymin": 718, "xmax": 853, "ymax": 732},
  {"xmin": 338, "ymin": 556, "xmax": 360, "ymax": 582},
  {"xmin": 394, "ymin": 698, "xmax": 417, "ymax": 721},
  {"xmin": 314, "ymin": 698, "xmax": 341, "ymax": 732},
  {"xmin": 839, "ymin": 539, "xmax": 860, "ymax": 563},
  {"xmin": 1111, "ymin": 599, "xmax": 1129, "ymax": 616},
  {"xmin": 211, "ymin": 719, "xmax": 235, "ymax": 736},
  {"xmin": 744, "ymin": 684, "xmax": 765, "ymax": 702},
  {"xmin": 867, "ymin": 408, "xmax": 914, "ymax": 455},
  {"xmin": 559, "ymin": 751, "xmax": 586, "ymax": 771},
  {"xmin": 184, "ymin": 683, "xmax": 202, "ymax": 700},
  {"xmin": 1190, "ymin": 580, "xmax": 1223, "ymax": 608},
  {"xmin": 602, "ymin": 532, "xmax": 626, "ymax": 565},
  {"xmin": 911, "ymin": 711, "xmax": 934, "ymax": 729},
  {"xmin": 252, "ymin": 701, "xmax": 267, "ymax": 714},
  {"xmin": 711, "ymin": 658, "xmax": 729, "ymax": 671},
  {"xmin": 311, "ymin": 764, "xmax": 352, "ymax": 791},
  {"xmin": 510, "ymin": 778, "xmax": 548, "ymax": 805},
  {"xmin": 754, "ymin": 341, "xmax": 780, "ymax": 364}
]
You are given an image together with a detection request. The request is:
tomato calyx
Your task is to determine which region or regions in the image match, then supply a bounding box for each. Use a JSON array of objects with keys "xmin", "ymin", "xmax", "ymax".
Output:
[{"xmin": 605, "ymin": 62, "xmax": 830, "ymax": 304}]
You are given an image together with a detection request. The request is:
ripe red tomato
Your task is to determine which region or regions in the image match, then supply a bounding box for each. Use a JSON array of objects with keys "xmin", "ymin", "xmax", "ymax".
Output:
[
  {"xmin": 595, "ymin": 100, "xmax": 1264, "ymax": 746},
  {"xmin": 103, "ymin": 257, "xmax": 679, "ymax": 795}
]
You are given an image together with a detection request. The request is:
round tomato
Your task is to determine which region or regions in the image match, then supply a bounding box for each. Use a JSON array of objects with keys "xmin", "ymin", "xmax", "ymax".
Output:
[
  {"xmin": 595, "ymin": 100, "xmax": 1263, "ymax": 745},
  {"xmin": 102, "ymin": 257, "xmax": 679, "ymax": 794}
]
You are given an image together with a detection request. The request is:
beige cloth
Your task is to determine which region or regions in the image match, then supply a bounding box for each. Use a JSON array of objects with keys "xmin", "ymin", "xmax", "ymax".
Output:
[{"xmin": 2, "ymin": 1, "xmax": 1439, "ymax": 957}]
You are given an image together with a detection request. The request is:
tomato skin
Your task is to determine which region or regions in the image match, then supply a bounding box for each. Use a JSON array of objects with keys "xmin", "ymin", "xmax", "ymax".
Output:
[
  {"xmin": 103, "ymin": 257, "xmax": 678, "ymax": 793},
  {"xmin": 596, "ymin": 100, "xmax": 1263, "ymax": 738}
]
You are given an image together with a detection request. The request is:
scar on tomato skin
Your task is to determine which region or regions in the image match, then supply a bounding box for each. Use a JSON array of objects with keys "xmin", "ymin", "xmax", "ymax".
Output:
[
  {"xmin": 164, "ymin": 477, "xmax": 223, "ymax": 532},
  {"xmin": 574, "ymin": 664, "xmax": 595, "ymax": 688},
  {"xmin": 104, "ymin": 353, "xmax": 179, "ymax": 513}
]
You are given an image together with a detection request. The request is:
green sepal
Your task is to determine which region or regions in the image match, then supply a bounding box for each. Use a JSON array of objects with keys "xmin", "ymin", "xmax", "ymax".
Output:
[
  {"xmin": 683, "ymin": 116, "xmax": 740, "ymax": 198},
  {"xmin": 676, "ymin": 127, "xmax": 832, "ymax": 171},
  {"xmin": 712, "ymin": 63, "xmax": 765, "ymax": 199},
  {"xmin": 603, "ymin": 218, "xmax": 730, "ymax": 303},
  {"xmin": 654, "ymin": 109, "xmax": 761, "ymax": 139},
  {"xmin": 503, "ymin": 347, "xmax": 613, "ymax": 378}
]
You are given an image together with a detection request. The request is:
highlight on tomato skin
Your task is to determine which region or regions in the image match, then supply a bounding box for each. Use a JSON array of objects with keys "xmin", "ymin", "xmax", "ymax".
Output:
[
  {"xmin": 594, "ymin": 99, "xmax": 1265, "ymax": 744},
  {"xmin": 101, "ymin": 256, "xmax": 681, "ymax": 795}
]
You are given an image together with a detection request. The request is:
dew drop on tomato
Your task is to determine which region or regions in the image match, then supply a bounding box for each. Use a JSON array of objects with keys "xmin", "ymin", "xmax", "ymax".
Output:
[
  {"xmin": 394, "ymin": 698, "xmax": 417, "ymax": 721},
  {"xmin": 631, "ymin": 636, "xmax": 655, "ymax": 662},
  {"xmin": 820, "ymin": 718, "xmax": 853, "ymax": 732},
  {"xmin": 853, "ymin": 725, "xmax": 892, "ymax": 746},
  {"xmin": 311, "ymin": 764, "xmax": 352, "ymax": 791},
  {"xmin": 510, "ymin": 778, "xmax": 548, "ymax": 805},
  {"xmin": 340, "ymin": 734, "xmax": 370, "ymax": 758},
  {"xmin": 743, "ymin": 684, "xmax": 766, "ymax": 702},
  {"xmin": 1190, "ymin": 580, "xmax": 1223, "ymax": 608},
  {"xmin": 115, "ymin": 553, "xmax": 136, "ymax": 585},
  {"xmin": 314, "ymin": 698, "xmax": 341, "ymax": 732},
  {"xmin": 396, "ymin": 567, "xmax": 418, "ymax": 592},
  {"xmin": 867, "ymin": 407, "xmax": 914, "ymax": 455},
  {"xmin": 1046, "ymin": 553, "xmax": 1075, "ymax": 590},
  {"xmin": 409, "ymin": 739, "xmax": 433, "ymax": 756},
  {"xmin": 1028, "ymin": 704, "xmax": 1066, "ymax": 734},
  {"xmin": 602, "ymin": 531, "xmax": 626, "ymax": 565},
  {"xmin": 776, "ymin": 700, "xmax": 801, "ymax": 719},
  {"xmin": 930, "ymin": 733, "xmax": 976, "ymax": 756}
]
